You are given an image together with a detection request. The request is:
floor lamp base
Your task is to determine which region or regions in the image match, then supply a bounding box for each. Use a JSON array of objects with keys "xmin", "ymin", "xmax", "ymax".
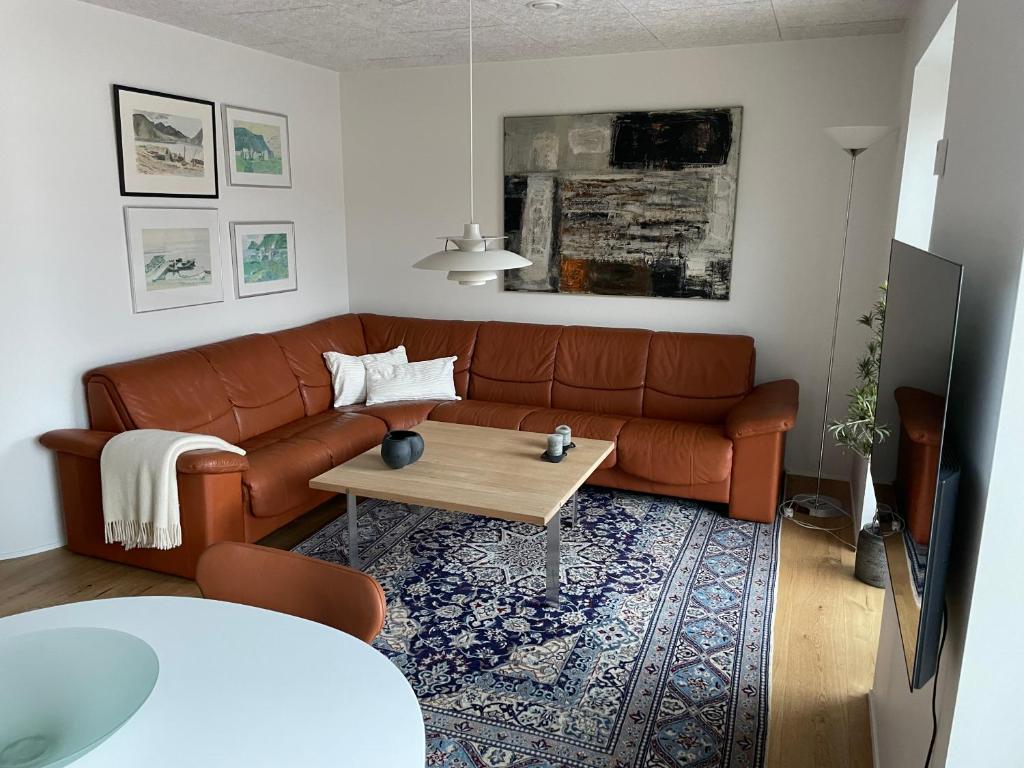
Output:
[{"xmin": 798, "ymin": 494, "xmax": 847, "ymax": 518}]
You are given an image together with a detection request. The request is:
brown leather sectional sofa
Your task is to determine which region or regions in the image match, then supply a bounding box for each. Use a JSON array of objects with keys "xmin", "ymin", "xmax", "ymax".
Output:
[{"xmin": 40, "ymin": 313, "xmax": 799, "ymax": 578}]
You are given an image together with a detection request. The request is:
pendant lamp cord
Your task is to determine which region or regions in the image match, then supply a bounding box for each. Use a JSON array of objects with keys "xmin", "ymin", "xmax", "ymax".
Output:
[{"xmin": 468, "ymin": 0, "xmax": 475, "ymax": 225}]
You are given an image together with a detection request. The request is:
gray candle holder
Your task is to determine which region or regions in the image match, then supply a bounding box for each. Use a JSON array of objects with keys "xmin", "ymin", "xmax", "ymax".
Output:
[{"xmin": 541, "ymin": 433, "xmax": 566, "ymax": 463}]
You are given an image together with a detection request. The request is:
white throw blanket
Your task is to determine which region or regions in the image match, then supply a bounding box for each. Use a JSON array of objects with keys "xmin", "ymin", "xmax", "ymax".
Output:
[{"xmin": 100, "ymin": 429, "xmax": 246, "ymax": 550}]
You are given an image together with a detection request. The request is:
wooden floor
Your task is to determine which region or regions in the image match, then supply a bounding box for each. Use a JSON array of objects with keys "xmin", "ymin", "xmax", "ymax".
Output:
[
  {"xmin": 0, "ymin": 475, "xmax": 883, "ymax": 767},
  {"xmin": 768, "ymin": 476, "xmax": 884, "ymax": 768}
]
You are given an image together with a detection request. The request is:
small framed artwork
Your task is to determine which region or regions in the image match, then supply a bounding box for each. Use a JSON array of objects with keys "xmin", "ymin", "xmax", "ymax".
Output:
[
  {"xmin": 124, "ymin": 207, "xmax": 224, "ymax": 313},
  {"xmin": 113, "ymin": 85, "xmax": 218, "ymax": 198},
  {"xmin": 223, "ymin": 106, "xmax": 292, "ymax": 188},
  {"xmin": 230, "ymin": 221, "xmax": 298, "ymax": 298}
]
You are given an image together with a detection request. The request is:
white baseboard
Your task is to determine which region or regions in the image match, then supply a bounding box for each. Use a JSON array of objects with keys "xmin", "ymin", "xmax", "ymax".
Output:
[
  {"xmin": 0, "ymin": 540, "xmax": 64, "ymax": 560},
  {"xmin": 868, "ymin": 689, "xmax": 882, "ymax": 768}
]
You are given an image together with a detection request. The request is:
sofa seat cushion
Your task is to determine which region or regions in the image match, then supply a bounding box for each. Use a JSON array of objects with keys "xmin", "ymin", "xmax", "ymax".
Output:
[
  {"xmin": 338, "ymin": 400, "xmax": 438, "ymax": 431},
  {"xmin": 241, "ymin": 412, "xmax": 386, "ymax": 518},
  {"xmin": 519, "ymin": 408, "xmax": 626, "ymax": 469},
  {"xmin": 429, "ymin": 400, "xmax": 537, "ymax": 429},
  {"xmin": 617, "ymin": 418, "xmax": 733, "ymax": 486}
]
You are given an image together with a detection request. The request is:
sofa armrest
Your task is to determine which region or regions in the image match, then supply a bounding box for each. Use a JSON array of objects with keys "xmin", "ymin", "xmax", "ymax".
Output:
[
  {"xmin": 41, "ymin": 429, "xmax": 248, "ymax": 474},
  {"xmin": 40, "ymin": 429, "xmax": 116, "ymax": 459},
  {"xmin": 176, "ymin": 450, "xmax": 249, "ymax": 475},
  {"xmin": 726, "ymin": 379, "xmax": 799, "ymax": 439}
]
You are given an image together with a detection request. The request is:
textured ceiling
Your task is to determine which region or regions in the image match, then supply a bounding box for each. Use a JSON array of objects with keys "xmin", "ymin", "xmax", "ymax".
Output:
[{"xmin": 82, "ymin": 0, "xmax": 912, "ymax": 70}]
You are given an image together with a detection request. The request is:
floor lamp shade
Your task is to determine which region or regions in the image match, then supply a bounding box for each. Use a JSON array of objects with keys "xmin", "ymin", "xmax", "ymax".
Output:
[{"xmin": 824, "ymin": 125, "xmax": 894, "ymax": 153}]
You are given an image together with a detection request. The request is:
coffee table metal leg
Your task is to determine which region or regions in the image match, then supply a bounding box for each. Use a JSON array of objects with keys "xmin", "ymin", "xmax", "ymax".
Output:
[
  {"xmin": 347, "ymin": 492, "xmax": 360, "ymax": 570},
  {"xmin": 545, "ymin": 510, "xmax": 560, "ymax": 607}
]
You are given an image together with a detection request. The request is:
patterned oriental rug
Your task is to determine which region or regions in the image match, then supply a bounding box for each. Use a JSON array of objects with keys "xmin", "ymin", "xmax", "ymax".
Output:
[{"xmin": 294, "ymin": 488, "xmax": 780, "ymax": 768}]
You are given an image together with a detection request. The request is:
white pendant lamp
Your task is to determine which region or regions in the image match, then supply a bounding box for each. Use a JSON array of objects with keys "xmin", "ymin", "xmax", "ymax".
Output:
[{"xmin": 413, "ymin": 0, "xmax": 531, "ymax": 286}]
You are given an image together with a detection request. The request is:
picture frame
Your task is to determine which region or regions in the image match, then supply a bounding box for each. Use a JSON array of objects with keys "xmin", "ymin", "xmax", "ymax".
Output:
[
  {"xmin": 230, "ymin": 221, "xmax": 298, "ymax": 298},
  {"xmin": 222, "ymin": 105, "xmax": 292, "ymax": 188},
  {"xmin": 503, "ymin": 107, "xmax": 742, "ymax": 299},
  {"xmin": 113, "ymin": 85, "xmax": 219, "ymax": 198},
  {"xmin": 124, "ymin": 207, "xmax": 224, "ymax": 313}
]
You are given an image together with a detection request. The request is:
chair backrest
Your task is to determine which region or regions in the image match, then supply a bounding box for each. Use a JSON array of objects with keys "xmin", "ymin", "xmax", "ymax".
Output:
[{"xmin": 196, "ymin": 542, "xmax": 387, "ymax": 643}]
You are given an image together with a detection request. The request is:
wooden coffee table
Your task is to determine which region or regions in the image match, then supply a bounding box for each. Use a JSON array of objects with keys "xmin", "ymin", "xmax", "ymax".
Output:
[{"xmin": 309, "ymin": 420, "xmax": 613, "ymax": 606}]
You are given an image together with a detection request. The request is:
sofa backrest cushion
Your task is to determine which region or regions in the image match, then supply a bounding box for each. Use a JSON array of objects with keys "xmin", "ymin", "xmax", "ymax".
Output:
[
  {"xmin": 195, "ymin": 335, "xmax": 305, "ymax": 441},
  {"xmin": 85, "ymin": 350, "xmax": 240, "ymax": 442},
  {"xmin": 359, "ymin": 314, "xmax": 479, "ymax": 398},
  {"xmin": 644, "ymin": 333, "xmax": 754, "ymax": 423},
  {"xmin": 273, "ymin": 314, "xmax": 367, "ymax": 415},
  {"xmin": 83, "ymin": 313, "xmax": 760, "ymax": 444},
  {"xmin": 552, "ymin": 326, "xmax": 653, "ymax": 416},
  {"xmin": 470, "ymin": 321, "xmax": 562, "ymax": 406}
]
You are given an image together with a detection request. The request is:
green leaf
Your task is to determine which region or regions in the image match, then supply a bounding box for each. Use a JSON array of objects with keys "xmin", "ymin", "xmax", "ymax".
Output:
[{"xmin": 832, "ymin": 283, "xmax": 890, "ymax": 455}]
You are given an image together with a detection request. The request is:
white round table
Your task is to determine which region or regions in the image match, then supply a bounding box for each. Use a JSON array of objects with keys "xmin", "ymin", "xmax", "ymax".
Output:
[{"xmin": 0, "ymin": 596, "xmax": 425, "ymax": 767}]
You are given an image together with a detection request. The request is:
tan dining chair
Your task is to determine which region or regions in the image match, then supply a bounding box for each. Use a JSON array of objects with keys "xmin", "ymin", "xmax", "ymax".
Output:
[{"xmin": 196, "ymin": 542, "xmax": 387, "ymax": 644}]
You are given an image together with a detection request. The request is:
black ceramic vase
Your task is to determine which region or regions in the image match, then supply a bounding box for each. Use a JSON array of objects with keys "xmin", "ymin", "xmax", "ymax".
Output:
[{"xmin": 380, "ymin": 430, "xmax": 425, "ymax": 470}]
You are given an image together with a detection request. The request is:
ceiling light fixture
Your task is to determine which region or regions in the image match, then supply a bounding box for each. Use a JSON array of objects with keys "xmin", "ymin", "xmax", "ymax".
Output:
[
  {"xmin": 527, "ymin": 0, "xmax": 565, "ymax": 10},
  {"xmin": 413, "ymin": 0, "xmax": 531, "ymax": 286}
]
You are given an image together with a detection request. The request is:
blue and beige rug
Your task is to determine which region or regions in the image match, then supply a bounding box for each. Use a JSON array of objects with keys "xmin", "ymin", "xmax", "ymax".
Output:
[{"xmin": 294, "ymin": 488, "xmax": 779, "ymax": 767}]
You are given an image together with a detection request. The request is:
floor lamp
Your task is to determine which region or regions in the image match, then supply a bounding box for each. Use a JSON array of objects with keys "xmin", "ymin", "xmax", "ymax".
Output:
[{"xmin": 801, "ymin": 125, "xmax": 893, "ymax": 518}]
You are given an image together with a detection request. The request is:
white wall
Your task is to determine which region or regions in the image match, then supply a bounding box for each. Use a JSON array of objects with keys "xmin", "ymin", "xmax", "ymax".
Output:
[
  {"xmin": 894, "ymin": 5, "xmax": 955, "ymax": 250},
  {"xmin": 926, "ymin": 0, "xmax": 1024, "ymax": 763},
  {"xmin": 871, "ymin": 1, "xmax": 1024, "ymax": 766},
  {"xmin": 0, "ymin": 0, "xmax": 348, "ymax": 558},
  {"xmin": 339, "ymin": 35, "xmax": 905, "ymax": 477}
]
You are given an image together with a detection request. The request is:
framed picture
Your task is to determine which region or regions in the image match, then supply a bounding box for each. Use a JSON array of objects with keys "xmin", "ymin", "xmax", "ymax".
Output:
[
  {"xmin": 113, "ymin": 85, "xmax": 218, "ymax": 198},
  {"xmin": 223, "ymin": 105, "xmax": 292, "ymax": 188},
  {"xmin": 503, "ymin": 107, "xmax": 742, "ymax": 299},
  {"xmin": 230, "ymin": 221, "xmax": 298, "ymax": 298},
  {"xmin": 124, "ymin": 207, "xmax": 223, "ymax": 313}
]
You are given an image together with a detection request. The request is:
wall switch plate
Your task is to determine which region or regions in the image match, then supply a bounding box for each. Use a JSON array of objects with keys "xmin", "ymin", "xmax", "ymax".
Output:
[{"xmin": 934, "ymin": 137, "xmax": 949, "ymax": 176}]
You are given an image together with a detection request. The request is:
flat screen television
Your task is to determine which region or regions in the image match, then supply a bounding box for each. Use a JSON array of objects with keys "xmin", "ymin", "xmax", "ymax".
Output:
[{"xmin": 871, "ymin": 240, "xmax": 962, "ymax": 690}]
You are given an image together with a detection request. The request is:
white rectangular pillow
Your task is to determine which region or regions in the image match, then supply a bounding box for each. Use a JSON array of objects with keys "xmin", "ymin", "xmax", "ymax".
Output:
[
  {"xmin": 323, "ymin": 345, "xmax": 407, "ymax": 407},
  {"xmin": 364, "ymin": 356, "xmax": 461, "ymax": 406}
]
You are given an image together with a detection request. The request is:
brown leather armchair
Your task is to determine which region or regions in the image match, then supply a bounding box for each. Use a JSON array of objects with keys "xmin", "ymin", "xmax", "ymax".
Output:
[
  {"xmin": 40, "ymin": 312, "xmax": 799, "ymax": 577},
  {"xmin": 196, "ymin": 542, "xmax": 387, "ymax": 643}
]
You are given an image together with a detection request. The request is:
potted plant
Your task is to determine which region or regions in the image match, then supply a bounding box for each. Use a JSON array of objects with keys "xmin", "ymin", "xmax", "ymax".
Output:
[{"xmin": 829, "ymin": 283, "xmax": 889, "ymax": 530}]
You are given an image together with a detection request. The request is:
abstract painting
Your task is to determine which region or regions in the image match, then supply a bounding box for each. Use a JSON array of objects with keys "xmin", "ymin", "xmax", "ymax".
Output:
[
  {"xmin": 223, "ymin": 106, "xmax": 292, "ymax": 188},
  {"xmin": 124, "ymin": 207, "xmax": 223, "ymax": 313},
  {"xmin": 230, "ymin": 221, "xmax": 297, "ymax": 298},
  {"xmin": 503, "ymin": 108, "xmax": 742, "ymax": 299},
  {"xmin": 113, "ymin": 86, "xmax": 218, "ymax": 198}
]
